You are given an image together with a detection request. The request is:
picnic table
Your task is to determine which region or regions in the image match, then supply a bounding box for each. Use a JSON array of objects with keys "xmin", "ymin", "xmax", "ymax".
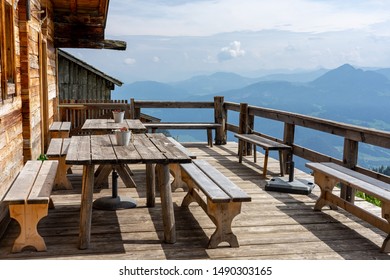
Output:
[
  {"xmin": 81, "ymin": 119, "xmax": 146, "ymax": 134},
  {"xmin": 81, "ymin": 118, "xmax": 147, "ymax": 208},
  {"xmin": 65, "ymin": 133, "xmax": 192, "ymax": 249}
]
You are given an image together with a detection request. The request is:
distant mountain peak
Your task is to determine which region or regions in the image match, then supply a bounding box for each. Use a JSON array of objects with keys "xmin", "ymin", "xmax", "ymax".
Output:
[{"xmin": 311, "ymin": 63, "xmax": 388, "ymax": 87}]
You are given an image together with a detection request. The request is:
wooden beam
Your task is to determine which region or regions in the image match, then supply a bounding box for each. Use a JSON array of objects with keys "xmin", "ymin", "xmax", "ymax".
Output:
[
  {"xmin": 54, "ymin": 23, "xmax": 105, "ymax": 39},
  {"xmin": 55, "ymin": 38, "xmax": 126, "ymax": 50}
]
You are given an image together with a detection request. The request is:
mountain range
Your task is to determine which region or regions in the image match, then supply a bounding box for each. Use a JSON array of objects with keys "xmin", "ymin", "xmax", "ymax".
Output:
[{"xmin": 112, "ymin": 64, "xmax": 390, "ymax": 170}]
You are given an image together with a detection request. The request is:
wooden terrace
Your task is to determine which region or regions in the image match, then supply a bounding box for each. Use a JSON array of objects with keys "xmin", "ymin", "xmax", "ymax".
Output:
[
  {"xmin": 1, "ymin": 97, "xmax": 390, "ymax": 260},
  {"xmin": 0, "ymin": 141, "xmax": 389, "ymax": 260}
]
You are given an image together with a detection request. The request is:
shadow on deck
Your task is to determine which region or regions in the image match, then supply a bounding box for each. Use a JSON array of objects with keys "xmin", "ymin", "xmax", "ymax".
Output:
[{"xmin": 0, "ymin": 142, "xmax": 389, "ymax": 260}]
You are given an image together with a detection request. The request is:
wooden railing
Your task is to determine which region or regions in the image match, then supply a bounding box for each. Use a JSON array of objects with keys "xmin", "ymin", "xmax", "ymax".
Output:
[
  {"xmin": 58, "ymin": 96, "xmax": 390, "ymax": 189},
  {"xmin": 59, "ymin": 99, "xmax": 130, "ymax": 135},
  {"xmin": 224, "ymin": 101, "xmax": 390, "ymax": 184}
]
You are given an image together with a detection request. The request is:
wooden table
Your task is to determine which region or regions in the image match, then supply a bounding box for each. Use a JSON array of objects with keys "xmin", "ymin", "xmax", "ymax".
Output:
[
  {"xmin": 82, "ymin": 119, "xmax": 146, "ymax": 134},
  {"xmin": 81, "ymin": 118, "xmax": 147, "ymax": 198},
  {"xmin": 65, "ymin": 133, "xmax": 192, "ymax": 249}
]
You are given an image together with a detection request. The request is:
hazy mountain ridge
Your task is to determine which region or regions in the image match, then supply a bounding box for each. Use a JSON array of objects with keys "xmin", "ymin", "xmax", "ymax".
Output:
[{"xmin": 112, "ymin": 64, "xmax": 390, "ymax": 169}]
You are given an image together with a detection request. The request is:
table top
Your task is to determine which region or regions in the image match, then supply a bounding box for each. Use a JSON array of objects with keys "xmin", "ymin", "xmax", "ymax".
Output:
[
  {"xmin": 82, "ymin": 119, "xmax": 146, "ymax": 133},
  {"xmin": 65, "ymin": 133, "xmax": 192, "ymax": 165}
]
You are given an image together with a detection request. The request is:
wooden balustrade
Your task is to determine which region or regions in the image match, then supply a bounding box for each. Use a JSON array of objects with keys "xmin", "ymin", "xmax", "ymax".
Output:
[
  {"xmin": 226, "ymin": 101, "xmax": 390, "ymax": 188},
  {"xmin": 58, "ymin": 97, "xmax": 390, "ymax": 189},
  {"xmin": 58, "ymin": 99, "xmax": 130, "ymax": 135}
]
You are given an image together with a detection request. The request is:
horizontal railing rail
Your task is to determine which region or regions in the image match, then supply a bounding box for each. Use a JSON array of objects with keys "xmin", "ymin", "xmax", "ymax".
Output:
[{"xmin": 58, "ymin": 96, "xmax": 390, "ymax": 188}]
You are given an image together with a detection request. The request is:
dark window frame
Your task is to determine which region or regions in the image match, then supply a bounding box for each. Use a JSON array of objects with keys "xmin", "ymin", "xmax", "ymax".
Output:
[{"xmin": 0, "ymin": 0, "xmax": 16, "ymax": 101}]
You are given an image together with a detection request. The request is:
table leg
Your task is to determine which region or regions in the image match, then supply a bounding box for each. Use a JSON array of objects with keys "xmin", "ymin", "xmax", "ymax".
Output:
[
  {"xmin": 146, "ymin": 163, "xmax": 156, "ymax": 207},
  {"xmin": 156, "ymin": 163, "xmax": 176, "ymax": 244},
  {"xmin": 79, "ymin": 164, "xmax": 95, "ymax": 249},
  {"xmin": 115, "ymin": 164, "xmax": 136, "ymax": 188}
]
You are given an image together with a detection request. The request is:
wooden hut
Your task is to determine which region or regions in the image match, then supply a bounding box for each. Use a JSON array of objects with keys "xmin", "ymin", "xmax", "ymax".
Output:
[
  {"xmin": 0, "ymin": 0, "xmax": 125, "ymax": 234},
  {"xmin": 58, "ymin": 49, "xmax": 122, "ymax": 101}
]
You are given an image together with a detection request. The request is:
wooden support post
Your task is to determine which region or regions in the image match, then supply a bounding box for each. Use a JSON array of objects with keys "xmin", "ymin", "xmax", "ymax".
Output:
[
  {"xmin": 79, "ymin": 164, "xmax": 95, "ymax": 250},
  {"xmin": 124, "ymin": 103, "xmax": 131, "ymax": 119},
  {"xmin": 130, "ymin": 98, "xmax": 135, "ymax": 119},
  {"xmin": 238, "ymin": 103, "xmax": 249, "ymax": 156},
  {"xmin": 247, "ymin": 113, "xmax": 254, "ymax": 156},
  {"xmin": 341, "ymin": 138, "xmax": 359, "ymax": 202},
  {"xmin": 156, "ymin": 164, "xmax": 176, "ymax": 244},
  {"xmin": 131, "ymin": 98, "xmax": 141, "ymax": 119},
  {"xmin": 214, "ymin": 96, "xmax": 227, "ymax": 145},
  {"xmin": 283, "ymin": 123, "xmax": 295, "ymax": 174},
  {"xmin": 146, "ymin": 163, "xmax": 156, "ymax": 207}
]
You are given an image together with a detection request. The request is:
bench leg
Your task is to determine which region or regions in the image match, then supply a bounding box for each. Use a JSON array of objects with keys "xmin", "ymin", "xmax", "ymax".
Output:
[
  {"xmin": 207, "ymin": 200, "xmax": 241, "ymax": 248},
  {"xmin": 238, "ymin": 140, "xmax": 243, "ymax": 163},
  {"xmin": 169, "ymin": 163, "xmax": 186, "ymax": 192},
  {"xmin": 207, "ymin": 129, "xmax": 213, "ymax": 147},
  {"xmin": 53, "ymin": 156, "xmax": 72, "ymax": 190},
  {"xmin": 9, "ymin": 203, "xmax": 48, "ymax": 253},
  {"xmin": 262, "ymin": 149, "xmax": 269, "ymax": 178},
  {"xmin": 278, "ymin": 150, "xmax": 285, "ymax": 176},
  {"xmin": 381, "ymin": 203, "xmax": 390, "ymax": 253},
  {"xmin": 253, "ymin": 145, "xmax": 257, "ymax": 163},
  {"xmin": 312, "ymin": 172, "xmax": 338, "ymax": 211}
]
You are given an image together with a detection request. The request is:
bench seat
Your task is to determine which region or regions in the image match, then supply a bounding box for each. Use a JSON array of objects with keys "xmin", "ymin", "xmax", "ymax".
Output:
[
  {"xmin": 179, "ymin": 159, "xmax": 251, "ymax": 248},
  {"xmin": 306, "ymin": 162, "xmax": 390, "ymax": 253},
  {"xmin": 234, "ymin": 133, "xmax": 292, "ymax": 178},
  {"xmin": 2, "ymin": 160, "xmax": 58, "ymax": 252},
  {"xmin": 46, "ymin": 138, "xmax": 72, "ymax": 190},
  {"xmin": 144, "ymin": 122, "xmax": 221, "ymax": 147},
  {"xmin": 49, "ymin": 121, "xmax": 71, "ymax": 138},
  {"xmin": 167, "ymin": 137, "xmax": 196, "ymax": 192}
]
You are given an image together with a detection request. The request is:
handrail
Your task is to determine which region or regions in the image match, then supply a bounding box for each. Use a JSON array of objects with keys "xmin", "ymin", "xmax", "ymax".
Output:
[{"xmin": 58, "ymin": 97, "xmax": 390, "ymax": 186}]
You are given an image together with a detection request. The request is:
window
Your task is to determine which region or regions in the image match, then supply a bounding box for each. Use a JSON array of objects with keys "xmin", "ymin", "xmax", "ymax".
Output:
[{"xmin": 0, "ymin": 0, "xmax": 16, "ymax": 100}]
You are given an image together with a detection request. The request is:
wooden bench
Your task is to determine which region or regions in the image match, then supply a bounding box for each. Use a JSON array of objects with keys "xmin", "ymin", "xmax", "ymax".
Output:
[
  {"xmin": 167, "ymin": 137, "xmax": 197, "ymax": 192},
  {"xmin": 234, "ymin": 133, "xmax": 292, "ymax": 178},
  {"xmin": 49, "ymin": 121, "xmax": 71, "ymax": 138},
  {"xmin": 179, "ymin": 159, "xmax": 251, "ymax": 248},
  {"xmin": 46, "ymin": 138, "xmax": 72, "ymax": 190},
  {"xmin": 306, "ymin": 162, "xmax": 390, "ymax": 253},
  {"xmin": 144, "ymin": 122, "xmax": 221, "ymax": 147},
  {"xmin": 2, "ymin": 160, "xmax": 58, "ymax": 253}
]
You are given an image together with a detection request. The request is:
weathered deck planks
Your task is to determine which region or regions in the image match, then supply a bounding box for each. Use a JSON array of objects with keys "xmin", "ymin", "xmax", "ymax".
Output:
[{"xmin": 0, "ymin": 142, "xmax": 389, "ymax": 260}]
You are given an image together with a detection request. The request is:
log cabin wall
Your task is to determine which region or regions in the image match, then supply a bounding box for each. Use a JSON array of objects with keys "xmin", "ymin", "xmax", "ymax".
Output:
[
  {"xmin": 20, "ymin": 0, "xmax": 56, "ymax": 161},
  {"xmin": 0, "ymin": 0, "xmax": 23, "ymax": 228},
  {"xmin": 0, "ymin": 0, "xmax": 57, "ymax": 232},
  {"xmin": 57, "ymin": 50, "xmax": 122, "ymax": 101}
]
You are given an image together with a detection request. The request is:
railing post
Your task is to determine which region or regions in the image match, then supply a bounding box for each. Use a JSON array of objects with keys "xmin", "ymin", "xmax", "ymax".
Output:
[
  {"xmin": 283, "ymin": 123, "xmax": 295, "ymax": 174},
  {"xmin": 130, "ymin": 98, "xmax": 135, "ymax": 119},
  {"xmin": 124, "ymin": 101, "xmax": 131, "ymax": 119},
  {"xmin": 238, "ymin": 103, "xmax": 249, "ymax": 156},
  {"xmin": 131, "ymin": 98, "xmax": 141, "ymax": 119},
  {"xmin": 341, "ymin": 138, "xmax": 359, "ymax": 202},
  {"xmin": 214, "ymin": 96, "xmax": 227, "ymax": 145}
]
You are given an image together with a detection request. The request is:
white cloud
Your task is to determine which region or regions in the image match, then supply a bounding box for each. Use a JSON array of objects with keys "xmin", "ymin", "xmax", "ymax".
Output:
[
  {"xmin": 218, "ymin": 41, "xmax": 245, "ymax": 62},
  {"xmin": 152, "ymin": 56, "xmax": 161, "ymax": 63},
  {"xmin": 124, "ymin": 58, "xmax": 136, "ymax": 65}
]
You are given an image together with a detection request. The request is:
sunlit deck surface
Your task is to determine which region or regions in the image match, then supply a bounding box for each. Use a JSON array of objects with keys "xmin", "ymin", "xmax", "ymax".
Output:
[{"xmin": 1, "ymin": 142, "xmax": 390, "ymax": 260}]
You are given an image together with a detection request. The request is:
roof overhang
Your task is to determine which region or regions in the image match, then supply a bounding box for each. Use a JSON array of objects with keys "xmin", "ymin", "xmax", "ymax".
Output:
[{"xmin": 52, "ymin": 0, "xmax": 126, "ymax": 50}]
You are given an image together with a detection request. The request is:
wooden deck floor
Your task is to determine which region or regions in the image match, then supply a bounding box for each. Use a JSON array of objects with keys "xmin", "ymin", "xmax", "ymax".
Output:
[{"xmin": 1, "ymin": 142, "xmax": 389, "ymax": 260}]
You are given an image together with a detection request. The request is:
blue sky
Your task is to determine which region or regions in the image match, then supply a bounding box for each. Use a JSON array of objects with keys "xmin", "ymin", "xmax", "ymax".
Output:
[{"xmin": 67, "ymin": 0, "xmax": 390, "ymax": 82}]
